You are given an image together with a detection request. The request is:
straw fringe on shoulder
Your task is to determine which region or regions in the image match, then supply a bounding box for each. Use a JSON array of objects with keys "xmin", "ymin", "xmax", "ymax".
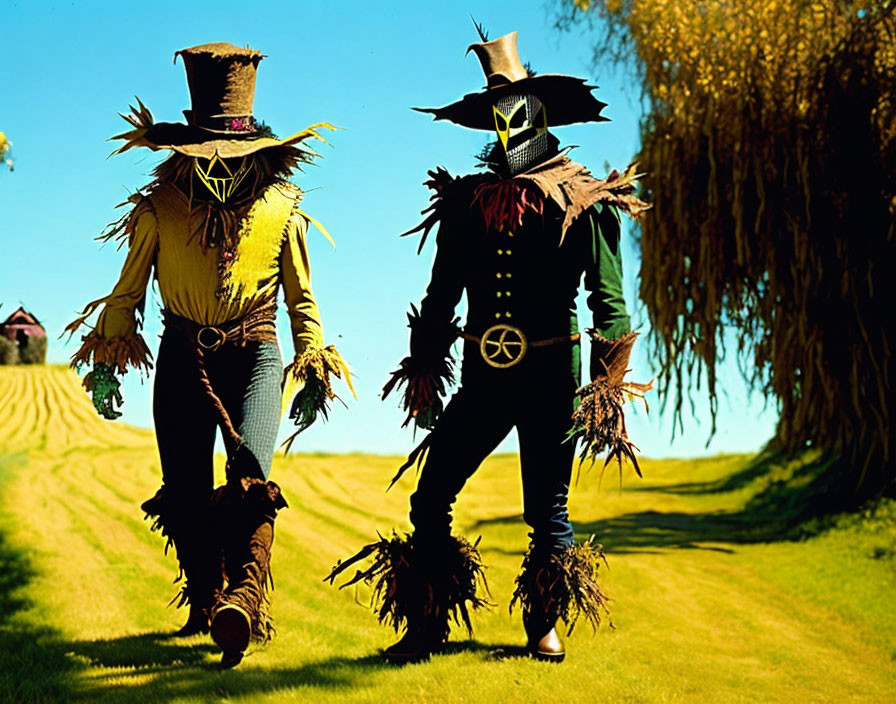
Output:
[
  {"xmin": 404, "ymin": 158, "xmax": 651, "ymax": 249},
  {"xmin": 516, "ymin": 157, "xmax": 651, "ymax": 242},
  {"xmin": 402, "ymin": 168, "xmax": 482, "ymax": 253}
]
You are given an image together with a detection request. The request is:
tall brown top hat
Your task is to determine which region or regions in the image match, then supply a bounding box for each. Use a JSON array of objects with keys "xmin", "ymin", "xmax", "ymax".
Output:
[
  {"xmin": 415, "ymin": 31, "xmax": 609, "ymax": 130},
  {"xmin": 111, "ymin": 42, "xmax": 332, "ymax": 158}
]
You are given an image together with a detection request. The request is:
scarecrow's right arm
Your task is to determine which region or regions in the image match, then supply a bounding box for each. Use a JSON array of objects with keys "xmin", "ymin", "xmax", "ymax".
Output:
[
  {"xmin": 410, "ymin": 218, "xmax": 464, "ymax": 363},
  {"xmin": 382, "ymin": 170, "xmax": 465, "ymax": 431},
  {"xmin": 66, "ymin": 198, "xmax": 157, "ymax": 417}
]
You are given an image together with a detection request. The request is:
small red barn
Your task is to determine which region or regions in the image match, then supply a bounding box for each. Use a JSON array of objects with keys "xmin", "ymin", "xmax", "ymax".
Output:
[
  {"xmin": 0, "ymin": 306, "xmax": 47, "ymax": 346},
  {"xmin": 0, "ymin": 306, "xmax": 47, "ymax": 364}
]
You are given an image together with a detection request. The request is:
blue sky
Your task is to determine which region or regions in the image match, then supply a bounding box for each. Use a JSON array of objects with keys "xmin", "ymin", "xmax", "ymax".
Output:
[{"xmin": 0, "ymin": 0, "xmax": 777, "ymax": 457}]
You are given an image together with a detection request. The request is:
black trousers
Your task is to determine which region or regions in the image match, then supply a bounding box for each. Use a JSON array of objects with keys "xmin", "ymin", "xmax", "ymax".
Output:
[
  {"xmin": 152, "ymin": 328, "xmax": 283, "ymax": 509},
  {"xmin": 409, "ymin": 340, "xmax": 579, "ymax": 555}
]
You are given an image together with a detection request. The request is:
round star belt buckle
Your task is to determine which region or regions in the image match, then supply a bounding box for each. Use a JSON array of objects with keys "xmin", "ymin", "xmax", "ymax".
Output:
[{"xmin": 479, "ymin": 324, "xmax": 528, "ymax": 368}]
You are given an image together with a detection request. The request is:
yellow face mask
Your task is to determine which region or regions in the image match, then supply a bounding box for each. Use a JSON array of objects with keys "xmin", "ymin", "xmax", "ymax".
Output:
[{"xmin": 193, "ymin": 152, "xmax": 252, "ymax": 203}]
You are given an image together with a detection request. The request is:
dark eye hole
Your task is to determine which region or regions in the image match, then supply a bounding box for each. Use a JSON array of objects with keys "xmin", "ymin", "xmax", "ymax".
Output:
[
  {"xmin": 209, "ymin": 161, "xmax": 233, "ymax": 178},
  {"xmin": 495, "ymin": 112, "xmax": 508, "ymax": 132},
  {"xmin": 509, "ymin": 108, "xmax": 527, "ymax": 129}
]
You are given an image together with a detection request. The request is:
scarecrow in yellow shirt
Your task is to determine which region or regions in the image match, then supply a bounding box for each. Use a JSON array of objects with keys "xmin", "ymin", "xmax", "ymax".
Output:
[{"xmin": 66, "ymin": 43, "xmax": 352, "ymax": 668}]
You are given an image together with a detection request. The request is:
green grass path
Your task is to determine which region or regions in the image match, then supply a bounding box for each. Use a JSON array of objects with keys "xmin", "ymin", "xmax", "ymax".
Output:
[{"xmin": 1, "ymin": 367, "xmax": 895, "ymax": 703}]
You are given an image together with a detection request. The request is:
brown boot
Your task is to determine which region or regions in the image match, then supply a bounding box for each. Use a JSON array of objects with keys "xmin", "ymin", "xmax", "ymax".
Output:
[
  {"xmin": 210, "ymin": 478, "xmax": 288, "ymax": 668},
  {"xmin": 171, "ymin": 539, "xmax": 224, "ymax": 637},
  {"xmin": 175, "ymin": 601, "xmax": 213, "ymax": 637},
  {"xmin": 210, "ymin": 603, "xmax": 252, "ymax": 668},
  {"xmin": 141, "ymin": 486, "xmax": 223, "ymax": 637}
]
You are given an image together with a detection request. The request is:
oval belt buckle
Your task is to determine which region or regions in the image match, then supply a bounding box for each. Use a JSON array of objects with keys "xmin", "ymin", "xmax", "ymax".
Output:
[
  {"xmin": 196, "ymin": 325, "xmax": 226, "ymax": 351},
  {"xmin": 480, "ymin": 324, "xmax": 528, "ymax": 368}
]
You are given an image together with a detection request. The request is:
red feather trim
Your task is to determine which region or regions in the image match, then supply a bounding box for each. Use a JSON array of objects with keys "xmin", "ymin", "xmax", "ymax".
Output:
[{"xmin": 471, "ymin": 179, "xmax": 544, "ymax": 232}]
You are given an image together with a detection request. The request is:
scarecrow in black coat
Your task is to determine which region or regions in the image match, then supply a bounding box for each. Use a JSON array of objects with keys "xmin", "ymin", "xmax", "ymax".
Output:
[{"xmin": 329, "ymin": 29, "xmax": 650, "ymax": 663}]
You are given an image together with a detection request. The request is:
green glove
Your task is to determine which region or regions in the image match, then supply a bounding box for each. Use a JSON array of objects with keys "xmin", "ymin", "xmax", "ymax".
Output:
[
  {"xmin": 84, "ymin": 362, "xmax": 123, "ymax": 420},
  {"xmin": 289, "ymin": 371, "xmax": 331, "ymax": 434}
]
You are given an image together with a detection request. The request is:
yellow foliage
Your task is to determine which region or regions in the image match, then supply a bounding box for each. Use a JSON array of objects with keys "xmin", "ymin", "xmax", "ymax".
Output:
[
  {"xmin": 0, "ymin": 130, "xmax": 12, "ymax": 171},
  {"xmin": 566, "ymin": 0, "xmax": 896, "ymax": 494}
]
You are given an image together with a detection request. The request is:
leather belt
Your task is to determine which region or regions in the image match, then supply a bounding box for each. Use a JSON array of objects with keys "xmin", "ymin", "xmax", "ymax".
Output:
[
  {"xmin": 162, "ymin": 299, "xmax": 278, "ymax": 351},
  {"xmin": 461, "ymin": 325, "xmax": 580, "ymax": 369}
]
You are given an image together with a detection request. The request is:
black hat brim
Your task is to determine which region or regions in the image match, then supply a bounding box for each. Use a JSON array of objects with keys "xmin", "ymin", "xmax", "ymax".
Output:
[{"xmin": 414, "ymin": 74, "xmax": 609, "ymax": 130}]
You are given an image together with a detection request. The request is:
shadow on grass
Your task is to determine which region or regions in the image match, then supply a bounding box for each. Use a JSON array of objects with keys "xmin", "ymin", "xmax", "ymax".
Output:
[
  {"xmin": 0, "ymin": 530, "xmax": 80, "ymax": 704},
  {"xmin": 12, "ymin": 611, "xmax": 453, "ymax": 703},
  {"xmin": 69, "ymin": 649, "xmax": 394, "ymax": 703},
  {"xmin": 65, "ymin": 637, "xmax": 536, "ymax": 702},
  {"xmin": 476, "ymin": 450, "xmax": 847, "ymax": 554},
  {"xmin": 0, "ymin": 451, "xmax": 80, "ymax": 704},
  {"xmin": 66, "ymin": 631, "xmax": 218, "ymax": 669},
  {"xmin": 1, "ymin": 445, "xmax": 865, "ymax": 701},
  {"xmin": 627, "ymin": 451, "xmax": 783, "ymax": 496}
]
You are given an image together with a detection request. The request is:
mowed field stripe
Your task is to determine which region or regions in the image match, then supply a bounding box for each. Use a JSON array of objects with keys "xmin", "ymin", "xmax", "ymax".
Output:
[
  {"xmin": 1, "ymin": 367, "xmax": 38, "ymax": 450},
  {"xmin": 0, "ymin": 368, "xmax": 27, "ymax": 437},
  {"xmin": 0, "ymin": 366, "xmax": 154, "ymax": 452}
]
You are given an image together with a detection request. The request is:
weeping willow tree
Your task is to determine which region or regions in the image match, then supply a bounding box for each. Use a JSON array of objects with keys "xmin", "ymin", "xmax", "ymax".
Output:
[{"xmin": 562, "ymin": 0, "xmax": 896, "ymax": 500}]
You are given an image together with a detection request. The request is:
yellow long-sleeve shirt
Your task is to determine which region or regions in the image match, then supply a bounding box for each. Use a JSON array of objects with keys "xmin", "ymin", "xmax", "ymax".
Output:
[{"xmin": 78, "ymin": 180, "xmax": 325, "ymax": 362}]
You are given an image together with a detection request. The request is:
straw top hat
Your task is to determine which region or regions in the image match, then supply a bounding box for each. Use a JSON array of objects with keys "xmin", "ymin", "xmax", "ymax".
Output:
[
  {"xmin": 415, "ymin": 31, "xmax": 609, "ymax": 130},
  {"xmin": 112, "ymin": 42, "xmax": 331, "ymax": 159}
]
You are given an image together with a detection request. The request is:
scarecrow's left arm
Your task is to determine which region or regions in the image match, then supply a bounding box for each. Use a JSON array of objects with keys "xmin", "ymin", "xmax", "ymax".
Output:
[
  {"xmin": 571, "ymin": 203, "xmax": 653, "ymax": 475},
  {"xmin": 280, "ymin": 211, "xmax": 353, "ymax": 448},
  {"xmin": 66, "ymin": 198, "xmax": 158, "ymax": 419}
]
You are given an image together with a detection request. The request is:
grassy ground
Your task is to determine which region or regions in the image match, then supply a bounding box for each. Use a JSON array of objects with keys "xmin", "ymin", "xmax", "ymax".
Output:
[{"xmin": 1, "ymin": 366, "xmax": 894, "ymax": 703}]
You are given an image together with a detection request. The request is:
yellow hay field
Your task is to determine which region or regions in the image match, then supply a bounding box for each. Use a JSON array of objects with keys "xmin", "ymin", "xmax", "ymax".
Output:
[{"xmin": 0, "ymin": 366, "xmax": 894, "ymax": 704}]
